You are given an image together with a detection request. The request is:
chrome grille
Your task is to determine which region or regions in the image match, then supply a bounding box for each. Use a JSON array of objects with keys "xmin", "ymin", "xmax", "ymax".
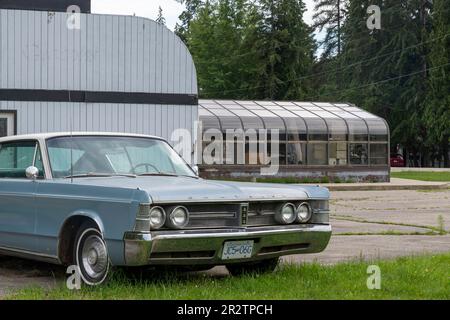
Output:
[
  {"xmin": 154, "ymin": 200, "xmax": 329, "ymax": 230},
  {"xmin": 186, "ymin": 202, "xmax": 282, "ymax": 228},
  {"xmin": 247, "ymin": 202, "xmax": 279, "ymax": 226},
  {"xmin": 184, "ymin": 203, "xmax": 241, "ymax": 229}
]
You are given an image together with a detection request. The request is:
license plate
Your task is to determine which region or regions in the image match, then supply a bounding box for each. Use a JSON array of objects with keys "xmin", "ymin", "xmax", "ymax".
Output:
[{"xmin": 221, "ymin": 240, "xmax": 254, "ymax": 260}]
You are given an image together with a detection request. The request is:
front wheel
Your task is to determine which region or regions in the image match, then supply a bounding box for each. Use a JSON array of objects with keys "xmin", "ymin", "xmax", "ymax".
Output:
[
  {"xmin": 226, "ymin": 258, "xmax": 279, "ymax": 276},
  {"xmin": 74, "ymin": 222, "xmax": 110, "ymax": 286}
]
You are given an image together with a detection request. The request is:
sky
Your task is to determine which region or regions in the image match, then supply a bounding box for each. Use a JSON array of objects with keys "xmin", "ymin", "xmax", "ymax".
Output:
[{"xmin": 92, "ymin": 0, "xmax": 317, "ymax": 30}]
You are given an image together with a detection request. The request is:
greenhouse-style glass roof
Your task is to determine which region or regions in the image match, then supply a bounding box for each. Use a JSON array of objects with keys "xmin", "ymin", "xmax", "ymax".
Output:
[{"xmin": 199, "ymin": 100, "xmax": 389, "ymax": 141}]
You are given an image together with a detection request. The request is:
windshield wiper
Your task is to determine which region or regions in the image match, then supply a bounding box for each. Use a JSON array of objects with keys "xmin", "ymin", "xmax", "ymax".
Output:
[
  {"xmin": 137, "ymin": 172, "xmax": 178, "ymax": 177},
  {"xmin": 64, "ymin": 173, "xmax": 137, "ymax": 179},
  {"xmin": 137, "ymin": 172, "xmax": 199, "ymax": 179}
]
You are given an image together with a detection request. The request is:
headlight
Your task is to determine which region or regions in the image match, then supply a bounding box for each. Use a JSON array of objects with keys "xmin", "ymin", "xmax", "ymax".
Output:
[
  {"xmin": 296, "ymin": 202, "xmax": 312, "ymax": 223},
  {"xmin": 149, "ymin": 206, "xmax": 166, "ymax": 229},
  {"xmin": 134, "ymin": 204, "xmax": 166, "ymax": 232},
  {"xmin": 166, "ymin": 206, "xmax": 189, "ymax": 229},
  {"xmin": 275, "ymin": 203, "xmax": 296, "ymax": 224}
]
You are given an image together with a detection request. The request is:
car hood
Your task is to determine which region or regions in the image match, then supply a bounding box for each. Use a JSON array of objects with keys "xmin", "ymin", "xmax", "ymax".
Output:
[{"xmin": 70, "ymin": 176, "xmax": 329, "ymax": 203}]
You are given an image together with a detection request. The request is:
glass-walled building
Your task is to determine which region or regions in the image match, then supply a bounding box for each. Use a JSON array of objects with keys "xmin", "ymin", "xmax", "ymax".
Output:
[{"xmin": 198, "ymin": 100, "xmax": 390, "ymax": 182}]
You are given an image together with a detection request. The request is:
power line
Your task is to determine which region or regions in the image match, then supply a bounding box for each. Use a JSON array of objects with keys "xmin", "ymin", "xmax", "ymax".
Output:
[
  {"xmin": 304, "ymin": 3, "xmax": 450, "ymax": 54},
  {"xmin": 200, "ymin": 32, "xmax": 449, "ymax": 96},
  {"xmin": 316, "ymin": 4, "xmax": 450, "ymax": 53},
  {"xmin": 192, "ymin": 3, "xmax": 449, "ymax": 62},
  {"xmin": 307, "ymin": 61, "xmax": 450, "ymax": 101}
]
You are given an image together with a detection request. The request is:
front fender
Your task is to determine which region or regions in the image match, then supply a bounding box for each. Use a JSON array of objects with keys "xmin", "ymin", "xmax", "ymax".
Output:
[{"xmin": 60, "ymin": 209, "xmax": 106, "ymax": 236}]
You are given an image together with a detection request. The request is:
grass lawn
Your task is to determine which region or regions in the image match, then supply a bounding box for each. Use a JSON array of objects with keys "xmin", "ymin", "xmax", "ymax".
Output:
[
  {"xmin": 391, "ymin": 171, "xmax": 450, "ymax": 182},
  {"xmin": 8, "ymin": 253, "xmax": 450, "ymax": 300}
]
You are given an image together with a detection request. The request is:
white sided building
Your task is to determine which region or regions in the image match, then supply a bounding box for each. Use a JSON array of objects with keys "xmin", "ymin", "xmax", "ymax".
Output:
[{"xmin": 0, "ymin": 0, "xmax": 198, "ymax": 143}]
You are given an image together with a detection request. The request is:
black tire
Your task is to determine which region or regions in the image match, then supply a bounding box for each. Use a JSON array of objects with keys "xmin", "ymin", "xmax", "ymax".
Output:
[
  {"xmin": 74, "ymin": 221, "xmax": 110, "ymax": 286},
  {"xmin": 226, "ymin": 258, "xmax": 279, "ymax": 276}
]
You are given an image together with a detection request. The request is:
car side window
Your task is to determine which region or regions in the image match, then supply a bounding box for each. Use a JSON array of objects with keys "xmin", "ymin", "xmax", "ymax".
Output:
[{"xmin": 0, "ymin": 141, "xmax": 45, "ymax": 179}]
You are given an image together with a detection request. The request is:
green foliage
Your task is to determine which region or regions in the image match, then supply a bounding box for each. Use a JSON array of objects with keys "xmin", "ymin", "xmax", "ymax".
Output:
[
  {"xmin": 177, "ymin": 0, "xmax": 449, "ymax": 165},
  {"xmin": 175, "ymin": 0, "xmax": 203, "ymax": 42},
  {"xmin": 312, "ymin": 0, "xmax": 349, "ymax": 58},
  {"xmin": 155, "ymin": 6, "xmax": 166, "ymax": 26},
  {"xmin": 250, "ymin": 0, "xmax": 315, "ymax": 100},
  {"xmin": 424, "ymin": 0, "xmax": 450, "ymax": 166},
  {"xmin": 181, "ymin": 0, "xmax": 315, "ymax": 100},
  {"xmin": 390, "ymin": 171, "xmax": 450, "ymax": 182},
  {"xmin": 317, "ymin": 0, "xmax": 440, "ymax": 164},
  {"xmin": 9, "ymin": 254, "xmax": 450, "ymax": 300}
]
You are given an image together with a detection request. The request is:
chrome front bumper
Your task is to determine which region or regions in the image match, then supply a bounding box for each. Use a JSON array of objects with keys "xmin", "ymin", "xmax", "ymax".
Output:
[{"xmin": 123, "ymin": 224, "xmax": 332, "ymax": 266}]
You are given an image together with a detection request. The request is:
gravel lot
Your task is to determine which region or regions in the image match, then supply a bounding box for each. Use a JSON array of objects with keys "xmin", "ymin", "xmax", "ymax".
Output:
[{"xmin": 1, "ymin": 189, "xmax": 449, "ymax": 297}]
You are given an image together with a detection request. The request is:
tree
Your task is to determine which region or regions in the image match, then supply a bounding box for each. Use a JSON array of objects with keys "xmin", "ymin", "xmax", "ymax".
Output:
[
  {"xmin": 182, "ymin": 0, "xmax": 315, "ymax": 100},
  {"xmin": 185, "ymin": 0, "xmax": 251, "ymax": 98},
  {"xmin": 312, "ymin": 0, "xmax": 349, "ymax": 58},
  {"xmin": 335, "ymin": 0, "xmax": 433, "ymax": 165},
  {"xmin": 424, "ymin": 0, "xmax": 450, "ymax": 166},
  {"xmin": 244, "ymin": 0, "xmax": 316, "ymax": 100},
  {"xmin": 175, "ymin": 0, "xmax": 203, "ymax": 42},
  {"xmin": 156, "ymin": 6, "xmax": 166, "ymax": 26}
]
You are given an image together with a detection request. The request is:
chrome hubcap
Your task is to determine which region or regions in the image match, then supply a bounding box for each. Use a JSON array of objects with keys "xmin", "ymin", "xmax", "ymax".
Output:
[{"xmin": 82, "ymin": 235, "xmax": 108, "ymax": 279}]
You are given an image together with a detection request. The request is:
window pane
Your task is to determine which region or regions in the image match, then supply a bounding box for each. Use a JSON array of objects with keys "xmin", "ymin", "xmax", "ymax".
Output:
[
  {"xmin": 47, "ymin": 137, "xmax": 195, "ymax": 178},
  {"xmin": 48, "ymin": 148, "xmax": 85, "ymax": 173},
  {"xmin": 307, "ymin": 143, "xmax": 327, "ymax": 165},
  {"xmin": 105, "ymin": 151, "xmax": 133, "ymax": 173},
  {"xmin": 370, "ymin": 134, "xmax": 388, "ymax": 142},
  {"xmin": 370, "ymin": 144, "xmax": 388, "ymax": 165},
  {"xmin": 347, "ymin": 119, "xmax": 368, "ymax": 141},
  {"xmin": 350, "ymin": 143, "xmax": 368, "ymax": 165},
  {"xmin": 305, "ymin": 118, "xmax": 328, "ymax": 141},
  {"xmin": 309, "ymin": 133, "xmax": 328, "ymax": 141},
  {"xmin": 367, "ymin": 119, "xmax": 388, "ymax": 142},
  {"xmin": 285, "ymin": 118, "xmax": 307, "ymax": 141},
  {"xmin": 288, "ymin": 133, "xmax": 307, "ymax": 141},
  {"xmin": 0, "ymin": 119, "xmax": 7, "ymax": 137},
  {"xmin": 329, "ymin": 142, "xmax": 347, "ymax": 165},
  {"xmin": 0, "ymin": 141, "xmax": 36, "ymax": 178},
  {"xmin": 287, "ymin": 143, "xmax": 306, "ymax": 165},
  {"xmin": 127, "ymin": 145, "xmax": 175, "ymax": 173},
  {"xmin": 327, "ymin": 118, "xmax": 347, "ymax": 141},
  {"xmin": 261, "ymin": 141, "xmax": 286, "ymax": 165}
]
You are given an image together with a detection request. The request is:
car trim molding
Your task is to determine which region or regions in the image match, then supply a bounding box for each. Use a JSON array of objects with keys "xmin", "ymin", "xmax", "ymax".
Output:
[
  {"xmin": 151, "ymin": 197, "xmax": 329, "ymax": 204},
  {"xmin": 0, "ymin": 245, "xmax": 60, "ymax": 264}
]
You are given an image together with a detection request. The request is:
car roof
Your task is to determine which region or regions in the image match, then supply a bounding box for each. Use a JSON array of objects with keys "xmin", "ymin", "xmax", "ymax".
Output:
[{"xmin": 0, "ymin": 132, "xmax": 165, "ymax": 143}]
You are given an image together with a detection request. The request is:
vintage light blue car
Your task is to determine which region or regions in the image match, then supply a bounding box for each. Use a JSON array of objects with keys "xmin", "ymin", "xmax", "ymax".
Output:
[{"xmin": 0, "ymin": 133, "xmax": 331, "ymax": 285}]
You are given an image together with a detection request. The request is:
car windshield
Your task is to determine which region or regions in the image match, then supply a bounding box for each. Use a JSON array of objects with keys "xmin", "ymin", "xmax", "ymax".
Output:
[{"xmin": 46, "ymin": 136, "xmax": 196, "ymax": 179}]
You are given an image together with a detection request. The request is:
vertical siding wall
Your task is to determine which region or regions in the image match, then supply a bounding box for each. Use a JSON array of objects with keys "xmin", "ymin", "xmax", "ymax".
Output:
[
  {"xmin": 0, "ymin": 101, "xmax": 197, "ymax": 140},
  {"xmin": 0, "ymin": 9, "xmax": 198, "ymax": 142}
]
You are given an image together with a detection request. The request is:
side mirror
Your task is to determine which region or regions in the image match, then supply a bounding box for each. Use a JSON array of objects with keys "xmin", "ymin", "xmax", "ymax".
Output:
[
  {"xmin": 192, "ymin": 165, "xmax": 199, "ymax": 176},
  {"xmin": 25, "ymin": 166, "xmax": 39, "ymax": 180}
]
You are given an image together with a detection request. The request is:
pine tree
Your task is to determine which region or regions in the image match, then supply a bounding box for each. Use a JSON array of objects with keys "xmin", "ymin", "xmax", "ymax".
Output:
[
  {"xmin": 338, "ymin": 0, "xmax": 433, "ymax": 165},
  {"xmin": 424, "ymin": 0, "xmax": 450, "ymax": 166},
  {"xmin": 312, "ymin": 0, "xmax": 349, "ymax": 58},
  {"xmin": 247, "ymin": 0, "xmax": 315, "ymax": 100},
  {"xmin": 156, "ymin": 6, "xmax": 166, "ymax": 26},
  {"xmin": 185, "ymin": 0, "xmax": 250, "ymax": 98},
  {"xmin": 175, "ymin": 0, "xmax": 203, "ymax": 42}
]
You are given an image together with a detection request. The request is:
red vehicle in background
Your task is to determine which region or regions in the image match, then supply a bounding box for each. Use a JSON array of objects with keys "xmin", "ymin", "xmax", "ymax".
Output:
[{"xmin": 390, "ymin": 154, "xmax": 405, "ymax": 167}]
